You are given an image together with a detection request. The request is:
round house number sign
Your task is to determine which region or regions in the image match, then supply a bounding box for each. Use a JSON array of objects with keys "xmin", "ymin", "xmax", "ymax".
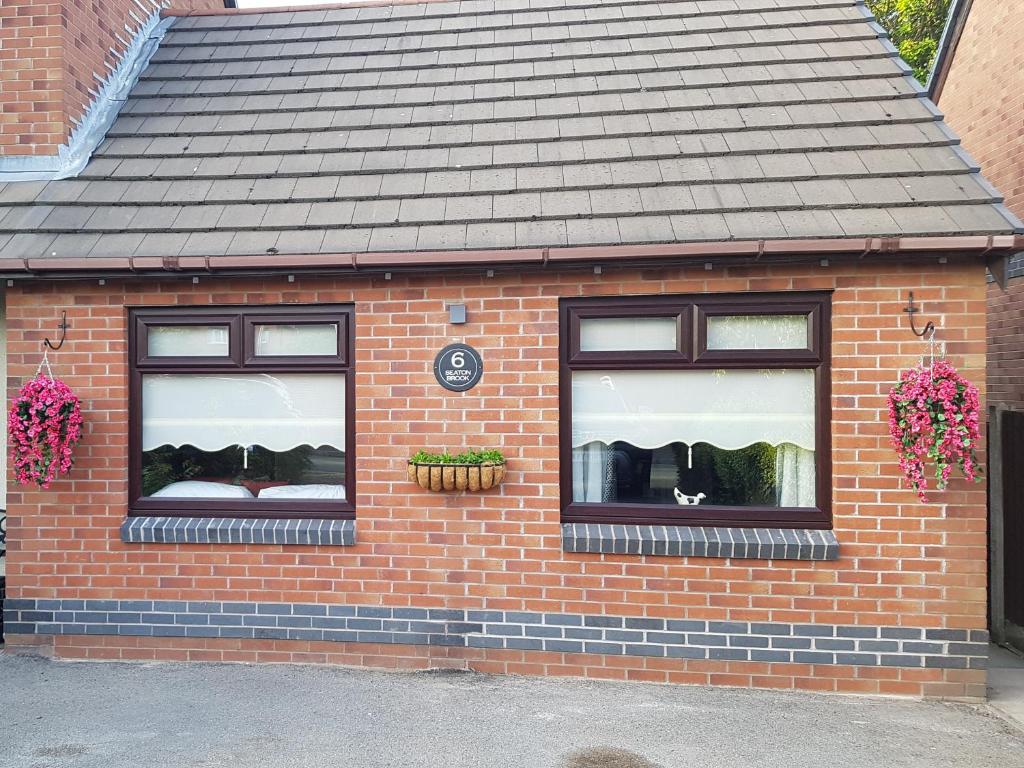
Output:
[{"xmin": 434, "ymin": 344, "xmax": 483, "ymax": 392}]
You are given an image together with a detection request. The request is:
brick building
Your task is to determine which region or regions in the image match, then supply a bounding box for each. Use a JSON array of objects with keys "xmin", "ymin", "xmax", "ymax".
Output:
[
  {"xmin": 931, "ymin": 0, "xmax": 1024, "ymax": 651},
  {"xmin": 1, "ymin": 0, "xmax": 1023, "ymax": 699}
]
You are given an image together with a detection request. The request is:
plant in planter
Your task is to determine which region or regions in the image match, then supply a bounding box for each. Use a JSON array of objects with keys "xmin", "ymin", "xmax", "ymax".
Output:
[
  {"xmin": 8, "ymin": 373, "xmax": 83, "ymax": 488},
  {"xmin": 887, "ymin": 359, "xmax": 981, "ymax": 502},
  {"xmin": 408, "ymin": 449, "xmax": 506, "ymax": 492}
]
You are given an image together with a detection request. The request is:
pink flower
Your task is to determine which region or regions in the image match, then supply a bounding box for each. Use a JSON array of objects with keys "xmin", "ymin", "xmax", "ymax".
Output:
[
  {"xmin": 887, "ymin": 360, "xmax": 982, "ymax": 502},
  {"xmin": 8, "ymin": 375, "xmax": 83, "ymax": 488}
]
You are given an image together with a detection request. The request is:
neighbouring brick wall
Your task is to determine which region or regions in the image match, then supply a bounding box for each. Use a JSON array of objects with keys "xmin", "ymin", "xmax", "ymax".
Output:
[
  {"xmin": 938, "ymin": 0, "xmax": 1024, "ymax": 219},
  {"xmin": 0, "ymin": 0, "xmax": 224, "ymax": 158},
  {"xmin": 988, "ymin": 266, "xmax": 1024, "ymax": 410},
  {"xmin": 937, "ymin": 0, "xmax": 1024, "ymax": 412},
  {"xmin": 2, "ymin": 258, "xmax": 989, "ymax": 698},
  {"xmin": 0, "ymin": 1, "xmax": 65, "ymax": 156}
]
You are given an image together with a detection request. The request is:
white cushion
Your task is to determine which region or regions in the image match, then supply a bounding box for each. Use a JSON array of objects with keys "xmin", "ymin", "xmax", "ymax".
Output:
[
  {"xmin": 151, "ymin": 481, "xmax": 254, "ymax": 499},
  {"xmin": 258, "ymin": 484, "xmax": 346, "ymax": 500}
]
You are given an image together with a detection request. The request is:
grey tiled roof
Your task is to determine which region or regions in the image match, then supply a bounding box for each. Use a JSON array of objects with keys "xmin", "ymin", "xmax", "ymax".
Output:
[{"xmin": 0, "ymin": 0, "xmax": 1019, "ymax": 262}]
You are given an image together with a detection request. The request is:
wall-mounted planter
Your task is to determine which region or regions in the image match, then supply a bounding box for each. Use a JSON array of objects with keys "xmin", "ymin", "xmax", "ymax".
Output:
[{"xmin": 407, "ymin": 461, "xmax": 506, "ymax": 492}]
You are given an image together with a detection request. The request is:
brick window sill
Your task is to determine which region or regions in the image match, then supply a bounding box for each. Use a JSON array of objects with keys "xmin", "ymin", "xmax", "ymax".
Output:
[
  {"xmin": 562, "ymin": 523, "xmax": 839, "ymax": 561},
  {"xmin": 120, "ymin": 517, "xmax": 355, "ymax": 546}
]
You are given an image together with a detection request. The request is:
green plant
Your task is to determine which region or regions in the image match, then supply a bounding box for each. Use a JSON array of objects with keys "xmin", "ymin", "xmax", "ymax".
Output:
[
  {"xmin": 410, "ymin": 448, "xmax": 505, "ymax": 464},
  {"xmin": 867, "ymin": 0, "xmax": 951, "ymax": 82}
]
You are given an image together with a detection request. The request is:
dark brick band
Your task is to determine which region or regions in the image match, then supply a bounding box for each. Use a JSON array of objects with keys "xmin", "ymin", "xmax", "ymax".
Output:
[
  {"xmin": 120, "ymin": 517, "xmax": 355, "ymax": 546},
  {"xmin": 4, "ymin": 598, "xmax": 986, "ymax": 670},
  {"xmin": 562, "ymin": 523, "xmax": 840, "ymax": 561}
]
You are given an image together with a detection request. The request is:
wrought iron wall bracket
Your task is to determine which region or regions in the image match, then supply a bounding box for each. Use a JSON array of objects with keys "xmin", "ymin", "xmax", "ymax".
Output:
[
  {"xmin": 903, "ymin": 292, "xmax": 936, "ymax": 339},
  {"xmin": 43, "ymin": 310, "xmax": 69, "ymax": 350}
]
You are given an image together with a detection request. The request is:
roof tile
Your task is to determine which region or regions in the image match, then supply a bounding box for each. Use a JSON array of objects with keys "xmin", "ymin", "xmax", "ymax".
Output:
[{"xmin": 0, "ymin": 0, "xmax": 1013, "ymax": 260}]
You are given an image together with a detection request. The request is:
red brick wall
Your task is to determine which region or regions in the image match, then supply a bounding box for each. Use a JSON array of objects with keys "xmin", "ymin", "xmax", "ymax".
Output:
[
  {"xmin": 988, "ymin": 276, "xmax": 1024, "ymax": 410},
  {"xmin": 3, "ymin": 258, "xmax": 989, "ymax": 697},
  {"xmin": 938, "ymin": 0, "xmax": 1024, "ymax": 219},
  {"xmin": 0, "ymin": 1, "xmax": 65, "ymax": 156},
  {"xmin": 937, "ymin": 0, "xmax": 1024, "ymax": 411},
  {"xmin": 0, "ymin": 0, "xmax": 225, "ymax": 158}
]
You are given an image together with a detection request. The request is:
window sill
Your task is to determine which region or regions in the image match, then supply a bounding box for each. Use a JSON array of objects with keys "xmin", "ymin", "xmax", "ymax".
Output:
[
  {"xmin": 120, "ymin": 517, "xmax": 356, "ymax": 546},
  {"xmin": 562, "ymin": 523, "xmax": 838, "ymax": 561}
]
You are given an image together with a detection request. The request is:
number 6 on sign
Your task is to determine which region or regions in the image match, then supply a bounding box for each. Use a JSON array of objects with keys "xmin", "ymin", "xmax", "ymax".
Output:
[{"xmin": 433, "ymin": 344, "xmax": 483, "ymax": 392}]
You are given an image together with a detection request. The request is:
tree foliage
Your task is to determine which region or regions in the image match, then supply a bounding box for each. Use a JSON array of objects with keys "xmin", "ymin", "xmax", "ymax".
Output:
[{"xmin": 867, "ymin": 0, "xmax": 951, "ymax": 82}]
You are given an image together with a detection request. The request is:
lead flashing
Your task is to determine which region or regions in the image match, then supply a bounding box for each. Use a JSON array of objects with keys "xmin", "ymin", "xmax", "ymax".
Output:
[{"xmin": 0, "ymin": 13, "xmax": 175, "ymax": 183}]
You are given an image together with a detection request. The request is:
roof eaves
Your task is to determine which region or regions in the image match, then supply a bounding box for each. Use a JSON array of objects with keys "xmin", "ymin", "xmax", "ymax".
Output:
[{"xmin": 5, "ymin": 235, "xmax": 1023, "ymax": 278}]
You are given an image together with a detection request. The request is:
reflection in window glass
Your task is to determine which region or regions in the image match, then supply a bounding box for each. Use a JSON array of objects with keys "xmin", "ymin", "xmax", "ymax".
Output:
[
  {"xmin": 142, "ymin": 444, "xmax": 345, "ymax": 499},
  {"xmin": 572, "ymin": 441, "xmax": 813, "ymax": 507},
  {"xmin": 579, "ymin": 317, "xmax": 677, "ymax": 352},
  {"xmin": 571, "ymin": 369, "xmax": 815, "ymax": 507},
  {"xmin": 149, "ymin": 326, "xmax": 229, "ymax": 357},
  {"xmin": 140, "ymin": 372, "xmax": 346, "ymax": 499},
  {"xmin": 706, "ymin": 314, "xmax": 808, "ymax": 350},
  {"xmin": 255, "ymin": 323, "xmax": 338, "ymax": 356}
]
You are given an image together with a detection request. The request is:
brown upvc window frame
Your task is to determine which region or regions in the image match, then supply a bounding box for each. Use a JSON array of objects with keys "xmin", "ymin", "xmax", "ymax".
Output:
[
  {"xmin": 128, "ymin": 304, "xmax": 355, "ymax": 520},
  {"xmin": 559, "ymin": 291, "xmax": 832, "ymax": 530}
]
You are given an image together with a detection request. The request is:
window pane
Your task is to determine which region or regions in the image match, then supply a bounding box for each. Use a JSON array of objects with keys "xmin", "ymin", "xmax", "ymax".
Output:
[
  {"xmin": 142, "ymin": 445, "xmax": 346, "ymax": 500},
  {"xmin": 141, "ymin": 373, "xmax": 346, "ymax": 499},
  {"xmin": 149, "ymin": 325, "xmax": 229, "ymax": 357},
  {"xmin": 706, "ymin": 314, "xmax": 808, "ymax": 350},
  {"xmin": 572, "ymin": 441, "xmax": 814, "ymax": 507},
  {"xmin": 579, "ymin": 317, "xmax": 677, "ymax": 352},
  {"xmin": 571, "ymin": 369, "xmax": 815, "ymax": 507},
  {"xmin": 255, "ymin": 323, "xmax": 338, "ymax": 356}
]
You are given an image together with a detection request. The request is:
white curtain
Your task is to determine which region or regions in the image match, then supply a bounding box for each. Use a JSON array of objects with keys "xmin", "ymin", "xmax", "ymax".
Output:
[
  {"xmin": 775, "ymin": 443, "xmax": 816, "ymax": 507},
  {"xmin": 571, "ymin": 369, "xmax": 815, "ymax": 451},
  {"xmin": 143, "ymin": 373, "xmax": 345, "ymax": 452},
  {"xmin": 572, "ymin": 442, "xmax": 616, "ymax": 502}
]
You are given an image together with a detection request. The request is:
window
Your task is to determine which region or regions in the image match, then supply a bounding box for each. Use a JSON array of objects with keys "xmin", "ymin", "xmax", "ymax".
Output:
[
  {"xmin": 129, "ymin": 306, "xmax": 353, "ymax": 519},
  {"xmin": 560, "ymin": 293, "xmax": 830, "ymax": 529}
]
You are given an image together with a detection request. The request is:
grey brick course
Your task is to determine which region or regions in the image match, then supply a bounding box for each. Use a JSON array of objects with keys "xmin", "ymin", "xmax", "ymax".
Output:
[
  {"xmin": 120, "ymin": 517, "xmax": 356, "ymax": 546},
  {"xmin": 562, "ymin": 523, "xmax": 839, "ymax": 560},
  {"xmin": 43, "ymin": 597, "xmax": 975, "ymax": 668}
]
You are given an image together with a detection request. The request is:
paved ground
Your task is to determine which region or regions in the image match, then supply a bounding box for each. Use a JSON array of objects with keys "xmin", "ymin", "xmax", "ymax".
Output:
[
  {"xmin": 1, "ymin": 653, "xmax": 1023, "ymax": 768},
  {"xmin": 990, "ymin": 643, "xmax": 1024, "ymax": 728}
]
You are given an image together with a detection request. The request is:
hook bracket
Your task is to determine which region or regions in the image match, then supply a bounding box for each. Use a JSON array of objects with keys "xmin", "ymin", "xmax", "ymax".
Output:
[
  {"xmin": 902, "ymin": 292, "xmax": 935, "ymax": 339},
  {"xmin": 43, "ymin": 310, "xmax": 69, "ymax": 351}
]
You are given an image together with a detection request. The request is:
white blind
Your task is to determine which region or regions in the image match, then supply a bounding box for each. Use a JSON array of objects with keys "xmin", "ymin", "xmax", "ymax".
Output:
[
  {"xmin": 572, "ymin": 369, "xmax": 815, "ymax": 451},
  {"xmin": 143, "ymin": 373, "xmax": 345, "ymax": 452}
]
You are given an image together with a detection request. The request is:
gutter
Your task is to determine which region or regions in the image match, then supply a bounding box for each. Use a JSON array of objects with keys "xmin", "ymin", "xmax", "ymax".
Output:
[{"xmin": 2, "ymin": 235, "xmax": 1022, "ymax": 287}]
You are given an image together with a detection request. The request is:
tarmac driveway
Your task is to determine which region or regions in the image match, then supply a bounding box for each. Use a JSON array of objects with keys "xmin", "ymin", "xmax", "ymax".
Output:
[{"xmin": 1, "ymin": 653, "xmax": 1022, "ymax": 768}]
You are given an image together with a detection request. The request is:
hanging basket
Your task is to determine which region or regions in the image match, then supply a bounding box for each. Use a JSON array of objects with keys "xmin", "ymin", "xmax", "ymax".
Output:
[
  {"xmin": 406, "ymin": 449, "xmax": 506, "ymax": 492},
  {"xmin": 8, "ymin": 369, "xmax": 83, "ymax": 488},
  {"xmin": 887, "ymin": 359, "xmax": 981, "ymax": 502}
]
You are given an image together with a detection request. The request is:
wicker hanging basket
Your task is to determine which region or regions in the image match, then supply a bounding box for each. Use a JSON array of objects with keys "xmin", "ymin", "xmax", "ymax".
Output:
[{"xmin": 407, "ymin": 460, "xmax": 506, "ymax": 492}]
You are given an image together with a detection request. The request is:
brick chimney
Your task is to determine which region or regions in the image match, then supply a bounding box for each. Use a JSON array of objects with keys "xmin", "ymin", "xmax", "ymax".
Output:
[{"xmin": 0, "ymin": 0, "xmax": 226, "ymax": 173}]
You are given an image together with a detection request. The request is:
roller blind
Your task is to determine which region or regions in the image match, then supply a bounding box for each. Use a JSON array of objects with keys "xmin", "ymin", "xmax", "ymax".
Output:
[
  {"xmin": 143, "ymin": 373, "xmax": 345, "ymax": 452},
  {"xmin": 571, "ymin": 369, "xmax": 815, "ymax": 451}
]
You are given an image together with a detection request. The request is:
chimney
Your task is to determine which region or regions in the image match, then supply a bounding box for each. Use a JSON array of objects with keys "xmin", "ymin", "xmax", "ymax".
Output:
[{"xmin": 0, "ymin": 0, "xmax": 227, "ymax": 178}]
